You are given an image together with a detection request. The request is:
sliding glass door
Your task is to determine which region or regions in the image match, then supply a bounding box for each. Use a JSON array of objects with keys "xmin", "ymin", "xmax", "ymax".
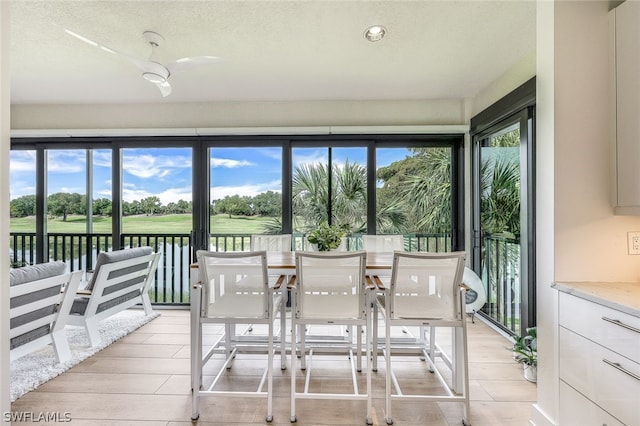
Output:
[{"xmin": 472, "ymin": 107, "xmax": 535, "ymax": 336}]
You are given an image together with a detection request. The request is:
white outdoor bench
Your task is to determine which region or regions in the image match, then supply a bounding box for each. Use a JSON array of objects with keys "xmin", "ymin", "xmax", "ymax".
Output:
[{"xmin": 68, "ymin": 247, "xmax": 160, "ymax": 347}]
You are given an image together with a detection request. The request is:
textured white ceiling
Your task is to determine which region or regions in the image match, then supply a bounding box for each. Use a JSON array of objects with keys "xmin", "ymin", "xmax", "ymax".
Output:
[{"xmin": 10, "ymin": 0, "xmax": 536, "ymax": 105}]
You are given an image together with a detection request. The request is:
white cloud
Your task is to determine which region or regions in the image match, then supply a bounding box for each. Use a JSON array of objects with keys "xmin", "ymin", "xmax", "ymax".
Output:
[
  {"xmin": 210, "ymin": 180, "xmax": 281, "ymax": 199},
  {"xmin": 210, "ymin": 157, "xmax": 254, "ymax": 168},
  {"xmin": 9, "ymin": 151, "xmax": 36, "ymax": 173},
  {"xmin": 92, "ymin": 150, "xmax": 113, "ymax": 167},
  {"xmin": 47, "ymin": 151, "xmax": 86, "ymax": 173},
  {"xmin": 259, "ymin": 148, "xmax": 282, "ymax": 161},
  {"xmin": 293, "ymin": 151, "xmax": 327, "ymax": 168},
  {"xmin": 157, "ymin": 187, "xmax": 192, "ymax": 204},
  {"xmin": 95, "ymin": 189, "xmax": 112, "ymax": 199},
  {"xmin": 58, "ymin": 186, "xmax": 83, "ymax": 194},
  {"xmin": 122, "ymin": 187, "xmax": 153, "ymax": 203},
  {"xmin": 123, "ymin": 152, "xmax": 191, "ymax": 179},
  {"xmin": 9, "ymin": 182, "xmax": 35, "ymax": 200},
  {"xmin": 122, "ymin": 185, "xmax": 192, "ymax": 205}
]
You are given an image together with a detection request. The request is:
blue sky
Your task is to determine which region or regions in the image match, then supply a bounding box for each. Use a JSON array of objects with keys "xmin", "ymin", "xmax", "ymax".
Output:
[{"xmin": 10, "ymin": 147, "xmax": 410, "ymax": 204}]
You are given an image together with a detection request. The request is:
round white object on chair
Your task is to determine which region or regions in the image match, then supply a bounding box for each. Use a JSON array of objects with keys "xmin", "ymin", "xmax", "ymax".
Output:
[{"xmin": 462, "ymin": 267, "xmax": 486, "ymax": 313}]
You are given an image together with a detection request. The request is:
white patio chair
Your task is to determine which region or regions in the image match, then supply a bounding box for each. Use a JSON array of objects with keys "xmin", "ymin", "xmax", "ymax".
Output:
[
  {"xmin": 191, "ymin": 250, "xmax": 285, "ymax": 423},
  {"xmin": 362, "ymin": 234, "xmax": 405, "ymax": 252},
  {"xmin": 289, "ymin": 251, "xmax": 373, "ymax": 425},
  {"xmin": 250, "ymin": 233, "xmax": 292, "ymax": 252},
  {"xmin": 10, "ymin": 262, "xmax": 82, "ymax": 363},
  {"xmin": 67, "ymin": 247, "xmax": 160, "ymax": 347},
  {"xmin": 250, "ymin": 233, "xmax": 291, "ymax": 330},
  {"xmin": 374, "ymin": 251, "xmax": 470, "ymax": 426}
]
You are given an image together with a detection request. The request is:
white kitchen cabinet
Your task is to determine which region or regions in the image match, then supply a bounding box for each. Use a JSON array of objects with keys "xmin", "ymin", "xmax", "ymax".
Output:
[
  {"xmin": 556, "ymin": 288, "xmax": 640, "ymax": 426},
  {"xmin": 559, "ymin": 381, "xmax": 624, "ymax": 426},
  {"xmin": 611, "ymin": 1, "xmax": 640, "ymax": 214}
]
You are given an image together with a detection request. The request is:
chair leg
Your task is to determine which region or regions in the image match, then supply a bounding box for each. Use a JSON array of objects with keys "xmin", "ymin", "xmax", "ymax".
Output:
[
  {"xmin": 365, "ymin": 322, "xmax": 373, "ymax": 426},
  {"xmin": 225, "ymin": 323, "xmax": 235, "ymax": 369},
  {"xmin": 85, "ymin": 318, "xmax": 101, "ymax": 347},
  {"xmin": 191, "ymin": 322, "xmax": 202, "ymax": 420},
  {"xmin": 51, "ymin": 329, "xmax": 71, "ymax": 363},
  {"xmin": 190, "ymin": 286, "xmax": 202, "ymax": 421},
  {"xmin": 280, "ymin": 291, "xmax": 287, "ymax": 370},
  {"xmin": 141, "ymin": 292, "xmax": 154, "ymax": 316},
  {"xmin": 372, "ymin": 303, "xmax": 378, "ymax": 372},
  {"xmin": 290, "ymin": 317, "xmax": 297, "ymax": 423},
  {"xmin": 267, "ymin": 321, "xmax": 274, "ymax": 422},
  {"xmin": 428, "ymin": 327, "xmax": 436, "ymax": 373},
  {"xmin": 356, "ymin": 325, "xmax": 362, "ymax": 372},
  {"xmin": 385, "ymin": 318, "xmax": 393, "ymax": 425},
  {"xmin": 299, "ymin": 324, "xmax": 306, "ymax": 371}
]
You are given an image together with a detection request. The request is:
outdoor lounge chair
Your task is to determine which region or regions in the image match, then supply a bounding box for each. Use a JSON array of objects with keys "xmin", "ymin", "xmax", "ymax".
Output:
[
  {"xmin": 10, "ymin": 262, "xmax": 82, "ymax": 363},
  {"xmin": 67, "ymin": 246, "xmax": 160, "ymax": 347}
]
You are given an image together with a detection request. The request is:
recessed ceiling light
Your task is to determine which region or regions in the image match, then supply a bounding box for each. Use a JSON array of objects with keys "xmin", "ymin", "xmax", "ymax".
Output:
[{"xmin": 364, "ymin": 25, "xmax": 387, "ymax": 42}]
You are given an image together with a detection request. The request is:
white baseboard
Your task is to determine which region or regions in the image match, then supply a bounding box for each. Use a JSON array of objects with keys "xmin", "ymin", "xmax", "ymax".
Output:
[{"xmin": 530, "ymin": 404, "xmax": 557, "ymax": 426}]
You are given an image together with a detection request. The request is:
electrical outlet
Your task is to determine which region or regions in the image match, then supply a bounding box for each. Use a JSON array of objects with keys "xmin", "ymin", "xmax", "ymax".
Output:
[{"xmin": 628, "ymin": 232, "xmax": 640, "ymax": 255}]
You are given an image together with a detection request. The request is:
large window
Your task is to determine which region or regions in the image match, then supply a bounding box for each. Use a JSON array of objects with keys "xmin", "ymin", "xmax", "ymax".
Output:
[
  {"xmin": 46, "ymin": 149, "xmax": 87, "ymax": 232},
  {"xmin": 209, "ymin": 147, "xmax": 282, "ymax": 236},
  {"xmin": 9, "ymin": 150, "xmax": 36, "ymax": 266},
  {"xmin": 292, "ymin": 146, "xmax": 367, "ymax": 237},
  {"xmin": 376, "ymin": 147, "xmax": 453, "ymax": 251},
  {"xmin": 121, "ymin": 147, "xmax": 192, "ymax": 234},
  {"xmin": 9, "ymin": 134, "xmax": 464, "ymax": 305}
]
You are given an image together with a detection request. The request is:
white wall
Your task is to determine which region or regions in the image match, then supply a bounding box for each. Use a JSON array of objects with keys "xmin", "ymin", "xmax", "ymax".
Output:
[
  {"xmin": 554, "ymin": 1, "xmax": 640, "ymax": 283},
  {"xmin": 12, "ymin": 99, "xmax": 467, "ymax": 130},
  {"xmin": 533, "ymin": 2, "xmax": 557, "ymax": 424},
  {"xmin": 471, "ymin": 50, "xmax": 536, "ymax": 117},
  {"xmin": 1, "ymin": 2, "xmax": 11, "ymax": 422},
  {"xmin": 534, "ymin": 2, "xmax": 640, "ymax": 425}
]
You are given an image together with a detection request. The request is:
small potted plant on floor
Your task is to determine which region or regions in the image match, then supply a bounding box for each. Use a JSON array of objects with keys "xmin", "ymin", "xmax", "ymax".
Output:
[
  {"xmin": 511, "ymin": 326, "xmax": 537, "ymax": 382},
  {"xmin": 307, "ymin": 221, "xmax": 345, "ymax": 251}
]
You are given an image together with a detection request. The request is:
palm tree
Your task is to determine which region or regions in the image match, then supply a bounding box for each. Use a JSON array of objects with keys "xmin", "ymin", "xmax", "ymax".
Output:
[
  {"xmin": 292, "ymin": 160, "xmax": 369, "ymax": 234},
  {"xmin": 480, "ymin": 157, "xmax": 520, "ymax": 236},
  {"xmin": 402, "ymin": 147, "xmax": 452, "ymax": 233},
  {"xmin": 376, "ymin": 147, "xmax": 453, "ymax": 234}
]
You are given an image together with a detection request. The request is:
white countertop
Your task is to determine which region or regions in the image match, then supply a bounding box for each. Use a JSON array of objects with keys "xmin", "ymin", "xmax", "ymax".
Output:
[{"xmin": 552, "ymin": 281, "xmax": 640, "ymax": 317}]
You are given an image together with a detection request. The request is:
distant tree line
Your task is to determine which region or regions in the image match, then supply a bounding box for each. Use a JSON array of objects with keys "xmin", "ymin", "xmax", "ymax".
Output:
[{"xmin": 10, "ymin": 191, "xmax": 282, "ymax": 221}]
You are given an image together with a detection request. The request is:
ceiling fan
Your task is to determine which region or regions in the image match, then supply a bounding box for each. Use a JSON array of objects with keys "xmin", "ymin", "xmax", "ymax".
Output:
[{"xmin": 65, "ymin": 29, "xmax": 221, "ymax": 97}]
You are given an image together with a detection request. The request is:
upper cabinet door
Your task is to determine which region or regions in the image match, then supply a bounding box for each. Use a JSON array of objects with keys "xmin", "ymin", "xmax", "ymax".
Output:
[{"xmin": 612, "ymin": 1, "xmax": 640, "ymax": 214}]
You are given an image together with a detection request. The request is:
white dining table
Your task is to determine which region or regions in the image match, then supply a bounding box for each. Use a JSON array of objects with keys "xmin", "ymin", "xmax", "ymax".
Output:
[{"xmin": 189, "ymin": 250, "xmax": 394, "ymax": 285}]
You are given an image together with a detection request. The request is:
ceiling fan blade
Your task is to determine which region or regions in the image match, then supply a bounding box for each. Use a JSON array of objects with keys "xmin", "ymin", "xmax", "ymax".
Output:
[
  {"xmin": 156, "ymin": 81, "xmax": 172, "ymax": 97},
  {"xmin": 64, "ymin": 28, "xmax": 151, "ymax": 72},
  {"xmin": 166, "ymin": 56, "xmax": 221, "ymax": 76}
]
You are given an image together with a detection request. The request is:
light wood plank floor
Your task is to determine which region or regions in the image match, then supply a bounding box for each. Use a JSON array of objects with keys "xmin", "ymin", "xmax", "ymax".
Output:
[{"xmin": 11, "ymin": 309, "xmax": 536, "ymax": 425}]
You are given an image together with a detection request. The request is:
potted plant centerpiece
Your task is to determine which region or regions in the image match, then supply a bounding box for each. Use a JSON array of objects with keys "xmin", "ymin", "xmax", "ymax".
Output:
[
  {"xmin": 511, "ymin": 326, "xmax": 537, "ymax": 382},
  {"xmin": 307, "ymin": 221, "xmax": 345, "ymax": 251}
]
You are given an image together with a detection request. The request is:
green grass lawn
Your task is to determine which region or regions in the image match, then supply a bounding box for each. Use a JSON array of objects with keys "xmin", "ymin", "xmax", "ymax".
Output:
[{"xmin": 10, "ymin": 214, "xmax": 273, "ymax": 234}]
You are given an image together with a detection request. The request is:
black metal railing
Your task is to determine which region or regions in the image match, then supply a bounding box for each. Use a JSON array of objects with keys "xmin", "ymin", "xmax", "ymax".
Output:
[
  {"xmin": 480, "ymin": 233, "xmax": 521, "ymax": 334},
  {"xmin": 9, "ymin": 231, "xmax": 455, "ymax": 306}
]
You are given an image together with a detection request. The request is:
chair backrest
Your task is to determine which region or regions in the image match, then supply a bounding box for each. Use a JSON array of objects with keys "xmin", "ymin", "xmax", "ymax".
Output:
[
  {"xmin": 9, "ymin": 262, "xmax": 81, "ymax": 354},
  {"xmin": 362, "ymin": 235, "xmax": 404, "ymax": 252},
  {"xmin": 294, "ymin": 251, "xmax": 366, "ymax": 320},
  {"xmin": 86, "ymin": 246, "xmax": 153, "ymax": 291},
  {"xmin": 389, "ymin": 251, "xmax": 466, "ymax": 321},
  {"xmin": 250, "ymin": 234, "xmax": 292, "ymax": 252},
  {"xmin": 82, "ymin": 251, "xmax": 159, "ymax": 317},
  {"xmin": 196, "ymin": 250, "xmax": 270, "ymax": 319}
]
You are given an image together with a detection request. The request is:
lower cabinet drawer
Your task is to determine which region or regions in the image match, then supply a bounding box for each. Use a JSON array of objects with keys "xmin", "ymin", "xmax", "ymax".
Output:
[
  {"xmin": 559, "ymin": 381, "xmax": 625, "ymax": 426},
  {"xmin": 559, "ymin": 327, "xmax": 640, "ymax": 426},
  {"xmin": 558, "ymin": 292, "xmax": 640, "ymax": 362}
]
